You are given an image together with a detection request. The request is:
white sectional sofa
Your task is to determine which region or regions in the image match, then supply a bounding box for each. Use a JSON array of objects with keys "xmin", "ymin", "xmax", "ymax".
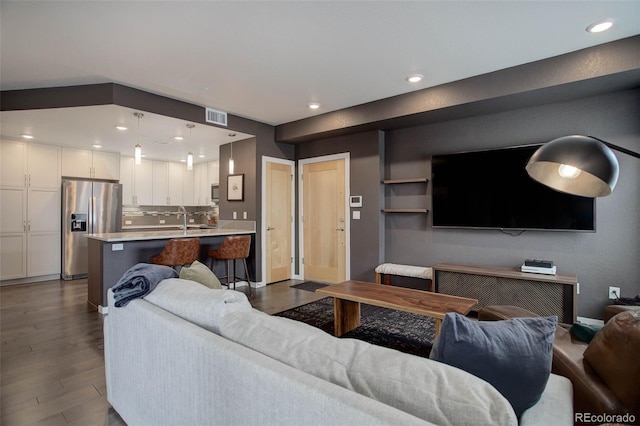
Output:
[{"xmin": 104, "ymin": 278, "xmax": 573, "ymax": 426}]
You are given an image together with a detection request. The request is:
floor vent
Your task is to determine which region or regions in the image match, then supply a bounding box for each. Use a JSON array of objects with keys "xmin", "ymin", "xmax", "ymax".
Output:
[{"xmin": 206, "ymin": 108, "xmax": 228, "ymax": 126}]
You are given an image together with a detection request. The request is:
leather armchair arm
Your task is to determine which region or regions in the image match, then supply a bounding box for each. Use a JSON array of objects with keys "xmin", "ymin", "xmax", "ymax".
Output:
[{"xmin": 604, "ymin": 305, "xmax": 640, "ymax": 323}]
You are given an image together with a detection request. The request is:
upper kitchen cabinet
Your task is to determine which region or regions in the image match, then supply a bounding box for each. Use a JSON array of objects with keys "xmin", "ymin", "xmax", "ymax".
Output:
[
  {"xmin": 62, "ymin": 147, "xmax": 120, "ymax": 180},
  {"xmin": 151, "ymin": 161, "xmax": 169, "ymax": 205},
  {"xmin": 120, "ymin": 157, "xmax": 152, "ymax": 205},
  {"xmin": 182, "ymin": 168, "xmax": 194, "ymax": 206},
  {"xmin": 193, "ymin": 163, "xmax": 209, "ymax": 206},
  {"xmin": 28, "ymin": 143, "xmax": 60, "ymax": 189},
  {"xmin": 151, "ymin": 161, "xmax": 186, "ymax": 206},
  {"xmin": 1, "ymin": 139, "xmax": 27, "ymax": 187},
  {"xmin": 168, "ymin": 162, "xmax": 185, "ymax": 206},
  {"xmin": 208, "ymin": 160, "xmax": 219, "ymax": 185}
]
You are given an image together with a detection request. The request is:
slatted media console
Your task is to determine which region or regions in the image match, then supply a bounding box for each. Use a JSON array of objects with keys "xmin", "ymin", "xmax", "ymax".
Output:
[{"xmin": 433, "ymin": 263, "xmax": 577, "ymax": 324}]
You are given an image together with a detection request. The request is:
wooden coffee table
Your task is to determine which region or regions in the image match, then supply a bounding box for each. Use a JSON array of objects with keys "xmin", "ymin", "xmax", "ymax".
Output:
[{"xmin": 316, "ymin": 280, "xmax": 477, "ymax": 338}]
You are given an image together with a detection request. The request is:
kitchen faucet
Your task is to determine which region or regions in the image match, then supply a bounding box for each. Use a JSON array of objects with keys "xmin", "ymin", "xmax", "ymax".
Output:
[{"xmin": 177, "ymin": 206, "xmax": 187, "ymax": 234}]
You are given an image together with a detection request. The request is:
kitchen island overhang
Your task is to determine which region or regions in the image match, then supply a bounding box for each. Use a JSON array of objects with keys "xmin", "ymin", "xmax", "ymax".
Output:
[{"xmin": 87, "ymin": 224, "xmax": 256, "ymax": 312}]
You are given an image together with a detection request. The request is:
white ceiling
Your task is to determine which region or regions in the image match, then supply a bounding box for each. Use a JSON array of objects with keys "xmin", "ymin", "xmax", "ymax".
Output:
[{"xmin": 1, "ymin": 1, "xmax": 639, "ymax": 163}]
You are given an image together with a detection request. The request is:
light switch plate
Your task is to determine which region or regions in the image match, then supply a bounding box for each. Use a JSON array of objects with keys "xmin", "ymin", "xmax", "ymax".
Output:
[{"xmin": 353, "ymin": 211, "xmax": 360, "ymax": 220}]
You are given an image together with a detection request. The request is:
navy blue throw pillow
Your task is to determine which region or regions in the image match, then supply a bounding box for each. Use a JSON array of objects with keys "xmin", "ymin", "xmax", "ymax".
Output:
[{"xmin": 432, "ymin": 312, "xmax": 557, "ymax": 418}]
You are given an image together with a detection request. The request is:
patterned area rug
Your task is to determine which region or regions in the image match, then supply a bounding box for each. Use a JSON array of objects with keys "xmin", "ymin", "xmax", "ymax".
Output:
[
  {"xmin": 289, "ymin": 281, "xmax": 330, "ymax": 292},
  {"xmin": 274, "ymin": 297, "xmax": 434, "ymax": 358}
]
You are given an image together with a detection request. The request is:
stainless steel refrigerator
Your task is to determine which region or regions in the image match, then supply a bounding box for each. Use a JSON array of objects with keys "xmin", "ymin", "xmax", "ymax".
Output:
[{"xmin": 62, "ymin": 179, "xmax": 122, "ymax": 280}]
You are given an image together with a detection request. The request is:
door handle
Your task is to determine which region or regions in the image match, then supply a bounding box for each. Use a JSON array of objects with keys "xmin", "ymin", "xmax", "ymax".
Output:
[
  {"xmin": 336, "ymin": 227, "xmax": 345, "ymax": 231},
  {"xmin": 266, "ymin": 226, "xmax": 275, "ymax": 231}
]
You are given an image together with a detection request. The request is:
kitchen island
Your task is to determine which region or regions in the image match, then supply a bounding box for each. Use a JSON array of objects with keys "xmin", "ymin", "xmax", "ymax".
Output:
[{"xmin": 87, "ymin": 222, "xmax": 255, "ymax": 312}]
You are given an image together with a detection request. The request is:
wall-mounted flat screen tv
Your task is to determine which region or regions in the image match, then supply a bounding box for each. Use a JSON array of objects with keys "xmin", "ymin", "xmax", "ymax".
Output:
[{"xmin": 431, "ymin": 145, "xmax": 596, "ymax": 232}]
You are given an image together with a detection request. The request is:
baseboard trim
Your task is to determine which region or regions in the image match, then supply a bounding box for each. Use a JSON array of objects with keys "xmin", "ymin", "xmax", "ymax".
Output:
[
  {"xmin": 1, "ymin": 274, "xmax": 60, "ymax": 286},
  {"xmin": 222, "ymin": 281, "xmax": 266, "ymax": 289}
]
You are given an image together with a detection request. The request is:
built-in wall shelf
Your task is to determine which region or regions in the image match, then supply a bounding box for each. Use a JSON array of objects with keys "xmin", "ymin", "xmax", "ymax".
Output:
[
  {"xmin": 381, "ymin": 208, "xmax": 429, "ymax": 214},
  {"xmin": 382, "ymin": 177, "xmax": 429, "ymax": 216},
  {"xmin": 382, "ymin": 178, "xmax": 428, "ymax": 184}
]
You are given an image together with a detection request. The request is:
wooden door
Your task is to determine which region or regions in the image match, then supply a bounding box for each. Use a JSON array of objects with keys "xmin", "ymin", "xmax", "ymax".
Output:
[
  {"xmin": 302, "ymin": 159, "xmax": 346, "ymax": 283},
  {"xmin": 265, "ymin": 161, "xmax": 292, "ymax": 283}
]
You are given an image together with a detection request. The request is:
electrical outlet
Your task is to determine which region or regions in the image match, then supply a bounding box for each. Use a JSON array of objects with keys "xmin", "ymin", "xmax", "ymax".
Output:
[
  {"xmin": 243, "ymin": 211, "xmax": 247, "ymax": 219},
  {"xmin": 233, "ymin": 211, "xmax": 237, "ymax": 219},
  {"xmin": 608, "ymin": 286, "xmax": 620, "ymax": 300}
]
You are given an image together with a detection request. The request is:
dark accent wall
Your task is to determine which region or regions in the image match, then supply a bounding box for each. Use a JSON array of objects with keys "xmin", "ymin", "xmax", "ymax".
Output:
[
  {"xmin": 218, "ymin": 124, "xmax": 295, "ymax": 282},
  {"xmin": 296, "ymin": 130, "xmax": 384, "ymax": 281},
  {"xmin": 383, "ymin": 89, "xmax": 640, "ymax": 319}
]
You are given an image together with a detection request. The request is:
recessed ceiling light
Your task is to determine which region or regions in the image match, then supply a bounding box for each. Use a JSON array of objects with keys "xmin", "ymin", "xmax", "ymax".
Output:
[
  {"xmin": 406, "ymin": 74, "xmax": 423, "ymax": 83},
  {"xmin": 174, "ymin": 136, "xmax": 184, "ymax": 141},
  {"xmin": 115, "ymin": 125, "xmax": 128, "ymax": 131},
  {"xmin": 180, "ymin": 159, "xmax": 186, "ymax": 163},
  {"xmin": 198, "ymin": 154, "xmax": 205, "ymax": 158},
  {"xmin": 92, "ymin": 144, "xmax": 102, "ymax": 149},
  {"xmin": 586, "ymin": 19, "xmax": 614, "ymax": 33},
  {"xmin": 21, "ymin": 134, "xmax": 34, "ymax": 139},
  {"xmin": 308, "ymin": 102, "xmax": 320, "ymax": 110}
]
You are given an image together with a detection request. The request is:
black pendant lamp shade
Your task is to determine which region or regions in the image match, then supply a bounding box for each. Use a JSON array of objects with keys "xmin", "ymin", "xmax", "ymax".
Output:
[{"xmin": 525, "ymin": 135, "xmax": 619, "ymax": 197}]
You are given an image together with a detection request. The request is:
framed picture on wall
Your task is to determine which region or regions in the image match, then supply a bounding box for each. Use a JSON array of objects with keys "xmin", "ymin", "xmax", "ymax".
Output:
[{"xmin": 227, "ymin": 174, "xmax": 244, "ymax": 201}]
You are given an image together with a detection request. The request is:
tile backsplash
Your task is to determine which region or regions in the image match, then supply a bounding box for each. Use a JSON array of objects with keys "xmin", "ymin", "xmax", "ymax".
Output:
[{"xmin": 122, "ymin": 205, "xmax": 218, "ymax": 228}]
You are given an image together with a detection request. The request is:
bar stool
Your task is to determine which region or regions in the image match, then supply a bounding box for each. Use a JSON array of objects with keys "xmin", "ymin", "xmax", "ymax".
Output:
[
  {"xmin": 150, "ymin": 238, "xmax": 200, "ymax": 270},
  {"xmin": 208, "ymin": 235, "xmax": 252, "ymax": 297}
]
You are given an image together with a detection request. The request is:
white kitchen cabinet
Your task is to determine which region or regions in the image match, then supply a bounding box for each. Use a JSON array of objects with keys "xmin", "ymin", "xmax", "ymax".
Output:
[
  {"xmin": 151, "ymin": 161, "xmax": 184, "ymax": 206},
  {"xmin": 193, "ymin": 163, "xmax": 209, "ymax": 205},
  {"xmin": 0, "ymin": 188, "xmax": 27, "ymax": 279},
  {"xmin": 168, "ymin": 162, "xmax": 184, "ymax": 206},
  {"xmin": 134, "ymin": 160, "xmax": 152, "ymax": 205},
  {"xmin": 28, "ymin": 143, "xmax": 60, "ymax": 189},
  {"xmin": 208, "ymin": 160, "xmax": 220, "ymax": 185},
  {"xmin": 62, "ymin": 147, "xmax": 119, "ymax": 180},
  {"xmin": 152, "ymin": 161, "xmax": 169, "ymax": 205},
  {"xmin": 182, "ymin": 168, "xmax": 194, "ymax": 206},
  {"xmin": 1, "ymin": 140, "xmax": 27, "ymax": 187},
  {"xmin": 120, "ymin": 157, "xmax": 152, "ymax": 205},
  {"xmin": 92, "ymin": 151, "xmax": 120, "ymax": 180},
  {"xmin": 120, "ymin": 157, "xmax": 135, "ymax": 204},
  {"xmin": 0, "ymin": 140, "xmax": 60, "ymax": 281}
]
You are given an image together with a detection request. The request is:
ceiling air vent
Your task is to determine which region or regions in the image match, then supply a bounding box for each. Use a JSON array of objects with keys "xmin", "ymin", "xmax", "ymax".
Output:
[{"xmin": 205, "ymin": 108, "xmax": 228, "ymax": 126}]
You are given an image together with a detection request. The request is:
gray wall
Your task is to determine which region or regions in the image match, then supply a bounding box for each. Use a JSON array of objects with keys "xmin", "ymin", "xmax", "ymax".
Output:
[
  {"xmin": 297, "ymin": 130, "xmax": 384, "ymax": 281},
  {"xmin": 218, "ymin": 123, "xmax": 295, "ymax": 282},
  {"xmin": 384, "ymin": 89, "xmax": 640, "ymax": 319}
]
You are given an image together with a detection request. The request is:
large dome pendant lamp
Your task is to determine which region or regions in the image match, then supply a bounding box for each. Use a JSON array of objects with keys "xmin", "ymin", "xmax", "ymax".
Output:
[{"xmin": 525, "ymin": 135, "xmax": 639, "ymax": 198}]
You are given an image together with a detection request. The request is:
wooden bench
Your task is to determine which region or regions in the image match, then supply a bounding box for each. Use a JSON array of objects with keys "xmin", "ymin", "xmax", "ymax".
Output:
[{"xmin": 375, "ymin": 263, "xmax": 434, "ymax": 292}]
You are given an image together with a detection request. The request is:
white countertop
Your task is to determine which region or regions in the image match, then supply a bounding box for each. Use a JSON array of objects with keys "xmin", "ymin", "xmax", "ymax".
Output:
[{"xmin": 87, "ymin": 228, "xmax": 254, "ymax": 242}]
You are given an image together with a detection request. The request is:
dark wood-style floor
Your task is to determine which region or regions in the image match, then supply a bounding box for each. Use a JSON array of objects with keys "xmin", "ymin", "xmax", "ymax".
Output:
[{"xmin": 0, "ymin": 278, "xmax": 325, "ymax": 425}]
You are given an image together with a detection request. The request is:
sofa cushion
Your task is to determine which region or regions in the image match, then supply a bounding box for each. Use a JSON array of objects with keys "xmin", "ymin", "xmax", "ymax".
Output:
[
  {"xmin": 583, "ymin": 310, "xmax": 640, "ymax": 415},
  {"xmin": 179, "ymin": 260, "xmax": 222, "ymax": 289},
  {"xmin": 220, "ymin": 309, "xmax": 518, "ymax": 426},
  {"xmin": 144, "ymin": 278, "xmax": 251, "ymax": 334},
  {"xmin": 431, "ymin": 312, "xmax": 556, "ymax": 418}
]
